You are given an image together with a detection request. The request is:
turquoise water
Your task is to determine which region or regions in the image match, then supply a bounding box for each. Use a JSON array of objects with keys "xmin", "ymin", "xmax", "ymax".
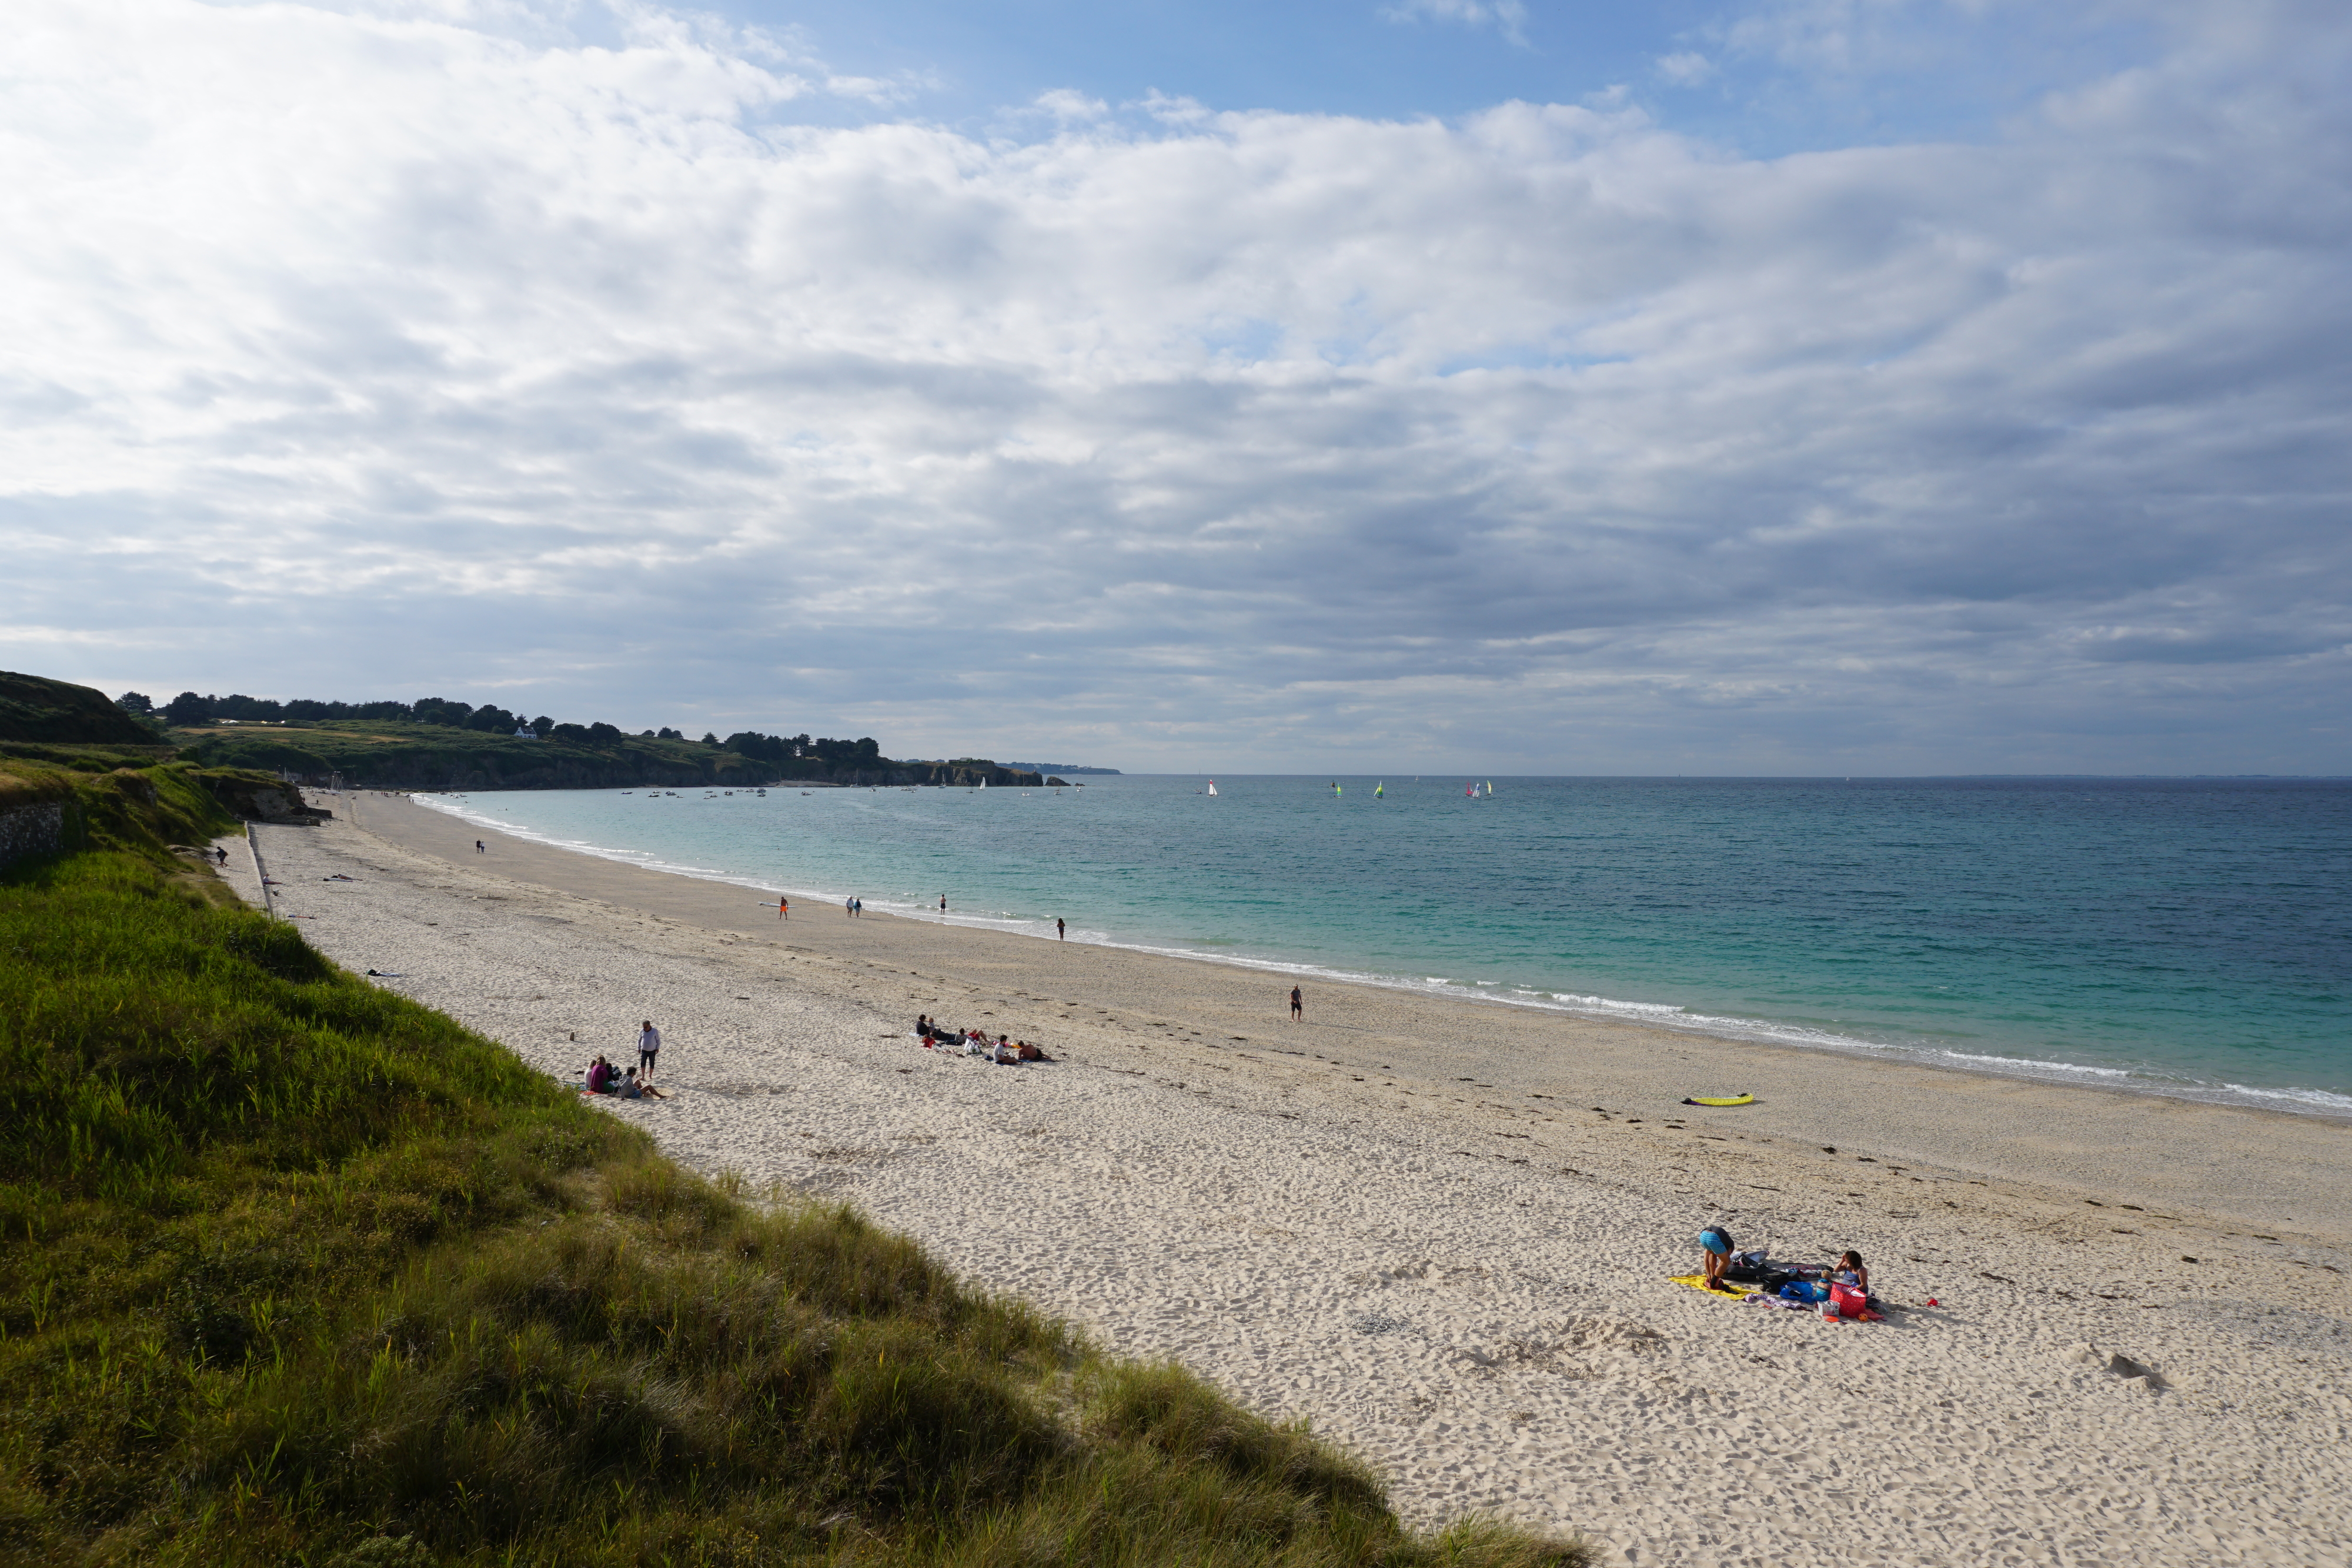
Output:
[{"xmin": 415, "ymin": 775, "xmax": 2352, "ymax": 1116}]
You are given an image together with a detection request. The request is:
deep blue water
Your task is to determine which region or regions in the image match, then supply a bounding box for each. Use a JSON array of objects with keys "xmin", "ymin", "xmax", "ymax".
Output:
[{"xmin": 416, "ymin": 775, "xmax": 2352, "ymax": 1115}]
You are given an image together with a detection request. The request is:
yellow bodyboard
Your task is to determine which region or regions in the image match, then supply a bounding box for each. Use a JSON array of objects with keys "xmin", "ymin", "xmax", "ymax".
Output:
[{"xmin": 1682, "ymin": 1094, "xmax": 1755, "ymax": 1106}]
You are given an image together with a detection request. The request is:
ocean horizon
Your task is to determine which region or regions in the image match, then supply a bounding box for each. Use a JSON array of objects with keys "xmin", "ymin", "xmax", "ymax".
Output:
[{"xmin": 410, "ymin": 773, "xmax": 2352, "ymax": 1118}]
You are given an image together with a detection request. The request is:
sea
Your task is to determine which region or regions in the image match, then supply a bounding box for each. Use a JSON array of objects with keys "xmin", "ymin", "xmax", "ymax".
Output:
[{"xmin": 413, "ymin": 775, "xmax": 2352, "ymax": 1118}]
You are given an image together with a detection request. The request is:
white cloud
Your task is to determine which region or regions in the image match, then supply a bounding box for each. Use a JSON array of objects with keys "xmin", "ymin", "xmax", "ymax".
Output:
[
  {"xmin": 1656, "ymin": 51, "xmax": 1720, "ymax": 86},
  {"xmin": 2, "ymin": 0, "xmax": 2348, "ymax": 771},
  {"xmin": 1381, "ymin": 0, "xmax": 1530, "ymax": 49},
  {"xmin": 1028, "ymin": 88, "xmax": 1111, "ymax": 123}
]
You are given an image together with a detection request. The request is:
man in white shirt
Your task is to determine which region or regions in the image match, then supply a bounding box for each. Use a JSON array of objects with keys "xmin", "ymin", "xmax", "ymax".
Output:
[{"xmin": 636, "ymin": 1019, "xmax": 661, "ymax": 1081}]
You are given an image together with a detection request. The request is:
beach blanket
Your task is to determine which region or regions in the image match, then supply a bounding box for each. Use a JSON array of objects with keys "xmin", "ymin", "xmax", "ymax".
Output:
[{"xmin": 1672, "ymin": 1274, "xmax": 1886, "ymax": 1322}]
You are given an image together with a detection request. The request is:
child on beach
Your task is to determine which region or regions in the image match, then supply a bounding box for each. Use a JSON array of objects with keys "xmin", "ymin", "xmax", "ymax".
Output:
[{"xmin": 1698, "ymin": 1223, "xmax": 1737, "ymax": 1290}]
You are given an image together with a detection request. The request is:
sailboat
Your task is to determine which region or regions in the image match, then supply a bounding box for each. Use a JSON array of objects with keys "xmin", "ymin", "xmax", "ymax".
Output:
[
  {"xmin": 1374, "ymin": 781, "xmax": 1383, "ymax": 797},
  {"xmin": 1464, "ymin": 781, "xmax": 1477, "ymax": 797},
  {"xmin": 1207, "ymin": 780, "xmax": 1218, "ymax": 797},
  {"xmin": 1485, "ymin": 781, "xmax": 1494, "ymax": 797},
  {"xmin": 1331, "ymin": 781, "xmax": 1342, "ymax": 797}
]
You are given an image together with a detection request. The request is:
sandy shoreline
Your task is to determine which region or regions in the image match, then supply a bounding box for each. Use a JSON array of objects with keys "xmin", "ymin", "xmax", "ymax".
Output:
[{"xmin": 219, "ymin": 794, "xmax": 2352, "ymax": 1564}]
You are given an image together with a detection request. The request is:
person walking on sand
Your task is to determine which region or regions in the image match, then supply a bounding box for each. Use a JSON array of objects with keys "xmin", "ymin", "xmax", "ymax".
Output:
[
  {"xmin": 844, "ymin": 896, "xmax": 854, "ymax": 919},
  {"xmin": 475, "ymin": 839, "xmax": 485, "ymax": 854},
  {"xmin": 637, "ymin": 1019, "xmax": 661, "ymax": 1080},
  {"xmin": 1289, "ymin": 985, "xmax": 1303, "ymax": 1021}
]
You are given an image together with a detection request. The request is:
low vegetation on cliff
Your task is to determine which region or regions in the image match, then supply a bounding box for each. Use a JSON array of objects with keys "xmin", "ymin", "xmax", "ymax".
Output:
[{"xmin": 0, "ymin": 671, "xmax": 161, "ymax": 748}]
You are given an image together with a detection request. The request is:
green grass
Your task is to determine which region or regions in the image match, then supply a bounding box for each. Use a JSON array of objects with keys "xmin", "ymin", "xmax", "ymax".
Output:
[
  {"xmin": 0, "ymin": 671, "xmax": 158, "ymax": 748},
  {"xmin": 169, "ymin": 721, "xmax": 778, "ymax": 792},
  {"xmin": 0, "ymin": 834, "xmax": 1586, "ymax": 1567}
]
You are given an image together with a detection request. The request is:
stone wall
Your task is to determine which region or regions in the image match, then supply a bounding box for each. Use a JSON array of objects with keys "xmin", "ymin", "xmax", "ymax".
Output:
[{"xmin": 0, "ymin": 801, "xmax": 65, "ymax": 868}]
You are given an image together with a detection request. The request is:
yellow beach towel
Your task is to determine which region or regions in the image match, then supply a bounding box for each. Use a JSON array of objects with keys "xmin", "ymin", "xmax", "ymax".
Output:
[{"xmin": 1669, "ymin": 1274, "xmax": 1749, "ymax": 1300}]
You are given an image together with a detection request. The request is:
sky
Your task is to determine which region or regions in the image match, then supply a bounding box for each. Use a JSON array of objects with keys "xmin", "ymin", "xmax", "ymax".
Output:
[{"xmin": 3, "ymin": 0, "xmax": 2348, "ymax": 774}]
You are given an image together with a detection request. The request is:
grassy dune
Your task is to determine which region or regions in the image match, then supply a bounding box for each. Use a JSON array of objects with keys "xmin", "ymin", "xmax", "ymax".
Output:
[{"xmin": 0, "ymin": 783, "xmax": 1584, "ymax": 1567}]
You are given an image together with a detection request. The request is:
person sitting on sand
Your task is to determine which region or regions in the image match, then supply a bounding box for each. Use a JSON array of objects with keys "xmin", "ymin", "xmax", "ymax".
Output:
[
  {"xmin": 993, "ymin": 1034, "xmax": 1021, "ymax": 1065},
  {"xmin": 1835, "ymin": 1250, "xmax": 1869, "ymax": 1294},
  {"xmin": 1017, "ymin": 1039, "xmax": 1047, "ymax": 1061},
  {"xmin": 1698, "ymin": 1223, "xmax": 1737, "ymax": 1289},
  {"xmin": 618, "ymin": 1068, "xmax": 644, "ymax": 1099},
  {"xmin": 586, "ymin": 1055, "xmax": 614, "ymax": 1094}
]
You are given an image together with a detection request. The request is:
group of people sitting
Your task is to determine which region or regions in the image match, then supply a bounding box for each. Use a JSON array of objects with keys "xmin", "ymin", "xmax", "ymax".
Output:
[
  {"xmin": 1699, "ymin": 1224, "xmax": 1879, "ymax": 1316},
  {"xmin": 915, "ymin": 1015, "xmax": 1050, "ymax": 1064},
  {"xmin": 583, "ymin": 1054, "xmax": 667, "ymax": 1099}
]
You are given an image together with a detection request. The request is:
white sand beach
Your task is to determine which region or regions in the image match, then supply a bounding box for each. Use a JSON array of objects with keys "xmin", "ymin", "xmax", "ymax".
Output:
[{"xmin": 217, "ymin": 795, "xmax": 2352, "ymax": 1566}]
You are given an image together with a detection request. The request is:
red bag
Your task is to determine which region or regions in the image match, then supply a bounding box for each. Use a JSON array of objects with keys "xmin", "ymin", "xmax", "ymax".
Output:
[{"xmin": 1828, "ymin": 1282, "xmax": 1869, "ymax": 1318}]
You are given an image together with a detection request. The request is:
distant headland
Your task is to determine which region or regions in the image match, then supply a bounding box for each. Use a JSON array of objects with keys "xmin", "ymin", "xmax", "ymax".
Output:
[{"xmin": 2, "ymin": 674, "xmax": 1104, "ymax": 793}]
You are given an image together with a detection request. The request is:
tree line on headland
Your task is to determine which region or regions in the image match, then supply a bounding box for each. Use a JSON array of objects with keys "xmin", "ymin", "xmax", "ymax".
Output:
[
  {"xmin": 129, "ymin": 690, "xmax": 880, "ymax": 760},
  {"xmin": 88, "ymin": 685, "xmax": 1050, "ymax": 792}
]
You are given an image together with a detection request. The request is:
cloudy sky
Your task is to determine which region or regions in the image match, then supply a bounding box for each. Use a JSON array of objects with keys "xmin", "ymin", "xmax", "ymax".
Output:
[{"xmin": 5, "ymin": 0, "xmax": 2347, "ymax": 773}]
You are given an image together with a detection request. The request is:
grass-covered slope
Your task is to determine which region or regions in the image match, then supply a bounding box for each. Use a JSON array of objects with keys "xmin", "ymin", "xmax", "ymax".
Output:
[
  {"xmin": 0, "ymin": 841, "xmax": 1583, "ymax": 1566},
  {"xmin": 0, "ymin": 672, "xmax": 156, "ymax": 747},
  {"xmin": 173, "ymin": 719, "xmax": 777, "ymax": 793}
]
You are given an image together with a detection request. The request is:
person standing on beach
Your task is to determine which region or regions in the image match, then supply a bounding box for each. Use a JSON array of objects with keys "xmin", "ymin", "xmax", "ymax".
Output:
[
  {"xmin": 636, "ymin": 1019, "xmax": 661, "ymax": 1081},
  {"xmin": 1290, "ymin": 985, "xmax": 1303, "ymax": 1021},
  {"xmin": 844, "ymin": 896, "xmax": 854, "ymax": 919},
  {"xmin": 475, "ymin": 840, "xmax": 485, "ymax": 854},
  {"xmin": 940, "ymin": 894, "xmax": 948, "ymax": 912},
  {"xmin": 1057, "ymin": 917, "xmax": 1065, "ymax": 940}
]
